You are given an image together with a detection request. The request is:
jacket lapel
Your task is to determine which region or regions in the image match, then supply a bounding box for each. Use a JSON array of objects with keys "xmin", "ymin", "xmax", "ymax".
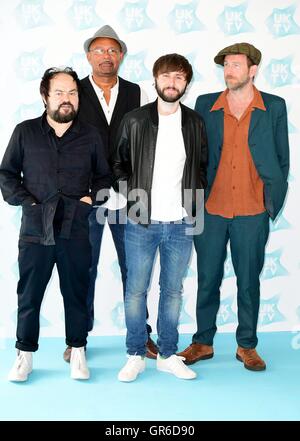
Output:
[
  {"xmin": 81, "ymin": 77, "xmax": 108, "ymax": 127},
  {"xmin": 211, "ymin": 108, "xmax": 224, "ymax": 160},
  {"xmin": 110, "ymin": 77, "xmax": 126, "ymax": 127},
  {"xmin": 248, "ymin": 108, "xmax": 263, "ymax": 139}
]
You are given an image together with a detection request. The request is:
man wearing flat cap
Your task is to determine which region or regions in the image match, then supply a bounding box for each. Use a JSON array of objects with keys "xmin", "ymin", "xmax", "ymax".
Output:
[
  {"xmin": 179, "ymin": 42, "xmax": 289, "ymax": 371},
  {"xmin": 63, "ymin": 25, "xmax": 157, "ymax": 362}
]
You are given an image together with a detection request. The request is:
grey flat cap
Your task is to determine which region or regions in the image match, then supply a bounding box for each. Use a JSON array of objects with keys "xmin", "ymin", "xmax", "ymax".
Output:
[{"xmin": 83, "ymin": 25, "xmax": 127, "ymax": 54}]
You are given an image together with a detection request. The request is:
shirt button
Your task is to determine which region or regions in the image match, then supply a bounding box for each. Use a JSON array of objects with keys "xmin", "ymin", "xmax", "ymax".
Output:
[
  {"xmin": 232, "ymin": 186, "xmax": 235, "ymax": 190},
  {"xmin": 233, "ymin": 165, "xmax": 236, "ymax": 169}
]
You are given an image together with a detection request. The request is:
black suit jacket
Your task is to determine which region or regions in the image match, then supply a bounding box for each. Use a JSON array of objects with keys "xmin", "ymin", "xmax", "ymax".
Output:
[{"xmin": 78, "ymin": 76, "xmax": 141, "ymax": 163}]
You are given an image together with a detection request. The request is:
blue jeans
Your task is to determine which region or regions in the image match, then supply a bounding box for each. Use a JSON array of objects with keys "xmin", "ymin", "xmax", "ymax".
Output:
[
  {"xmin": 87, "ymin": 208, "xmax": 153, "ymax": 335},
  {"xmin": 124, "ymin": 219, "xmax": 193, "ymax": 357}
]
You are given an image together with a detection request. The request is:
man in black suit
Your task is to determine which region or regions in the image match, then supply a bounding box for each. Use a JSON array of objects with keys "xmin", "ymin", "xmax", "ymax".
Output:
[{"xmin": 63, "ymin": 25, "xmax": 158, "ymax": 361}]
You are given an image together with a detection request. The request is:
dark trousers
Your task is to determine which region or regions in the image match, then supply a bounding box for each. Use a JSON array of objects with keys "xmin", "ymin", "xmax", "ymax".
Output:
[
  {"xmin": 88, "ymin": 207, "xmax": 152, "ymax": 335},
  {"xmin": 16, "ymin": 238, "xmax": 91, "ymax": 352},
  {"xmin": 193, "ymin": 210, "xmax": 269, "ymax": 349}
]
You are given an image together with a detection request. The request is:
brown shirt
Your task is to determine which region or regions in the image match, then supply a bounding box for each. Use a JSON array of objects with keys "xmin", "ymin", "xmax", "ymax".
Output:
[{"xmin": 206, "ymin": 86, "xmax": 266, "ymax": 218}]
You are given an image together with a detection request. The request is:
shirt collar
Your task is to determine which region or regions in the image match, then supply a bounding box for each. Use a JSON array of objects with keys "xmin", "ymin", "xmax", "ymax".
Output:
[
  {"xmin": 89, "ymin": 74, "xmax": 119, "ymax": 93},
  {"xmin": 210, "ymin": 85, "xmax": 266, "ymax": 112}
]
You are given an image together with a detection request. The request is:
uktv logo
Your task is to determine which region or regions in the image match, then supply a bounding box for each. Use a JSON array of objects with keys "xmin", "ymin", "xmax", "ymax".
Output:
[
  {"xmin": 118, "ymin": 0, "xmax": 154, "ymax": 32},
  {"xmin": 217, "ymin": 296, "xmax": 237, "ymax": 326},
  {"xmin": 68, "ymin": 0, "xmax": 103, "ymax": 30},
  {"xmin": 120, "ymin": 51, "xmax": 151, "ymax": 82},
  {"xmin": 168, "ymin": 0, "xmax": 205, "ymax": 33},
  {"xmin": 15, "ymin": 49, "xmax": 45, "ymax": 81},
  {"xmin": 261, "ymin": 249, "xmax": 288, "ymax": 280},
  {"xmin": 258, "ymin": 295, "xmax": 285, "ymax": 326},
  {"xmin": 15, "ymin": 0, "xmax": 52, "ymax": 29},
  {"xmin": 266, "ymin": 5, "xmax": 300, "ymax": 38},
  {"xmin": 218, "ymin": 2, "xmax": 254, "ymax": 35},
  {"xmin": 264, "ymin": 56, "xmax": 298, "ymax": 88}
]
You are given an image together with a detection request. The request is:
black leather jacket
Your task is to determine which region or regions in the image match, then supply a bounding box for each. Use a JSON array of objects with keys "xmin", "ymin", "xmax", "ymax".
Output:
[{"xmin": 112, "ymin": 100, "xmax": 208, "ymax": 223}]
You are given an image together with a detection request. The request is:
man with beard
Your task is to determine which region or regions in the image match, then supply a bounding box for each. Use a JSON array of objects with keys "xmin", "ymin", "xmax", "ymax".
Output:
[
  {"xmin": 113, "ymin": 54, "xmax": 207, "ymax": 382},
  {"xmin": 179, "ymin": 43, "xmax": 289, "ymax": 371},
  {"xmin": 62, "ymin": 25, "xmax": 158, "ymax": 363},
  {"xmin": 0, "ymin": 67, "xmax": 112, "ymax": 381}
]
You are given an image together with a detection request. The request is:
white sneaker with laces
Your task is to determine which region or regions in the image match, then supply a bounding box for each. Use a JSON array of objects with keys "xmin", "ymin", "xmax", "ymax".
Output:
[
  {"xmin": 8, "ymin": 350, "xmax": 33, "ymax": 382},
  {"xmin": 118, "ymin": 355, "xmax": 146, "ymax": 382},
  {"xmin": 157, "ymin": 354, "xmax": 197, "ymax": 379},
  {"xmin": 70, "ymin": 347, "xmax": 90, "ymax": 380}
]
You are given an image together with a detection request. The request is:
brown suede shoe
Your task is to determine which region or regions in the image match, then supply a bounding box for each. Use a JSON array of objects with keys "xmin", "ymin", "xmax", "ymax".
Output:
[
  {"xmin": 236, "ymin": 346, "xmax": 266, "ymax": 371},
  {"xmin": 145, "ymin": 337, "xmax": 158, "ymax": 359},
  {"xmin": 63, "ymin": 345, "xmax": 86, "ymax": 363},
  {"xmin": 177, "ymin": 343, "xmax": 214, "ymax": 365}
]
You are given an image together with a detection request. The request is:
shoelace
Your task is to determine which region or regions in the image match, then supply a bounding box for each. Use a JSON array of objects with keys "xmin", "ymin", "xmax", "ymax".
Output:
[{"xmin": 166, "ymin": 355, "xmax": 188, "ymax": 369}]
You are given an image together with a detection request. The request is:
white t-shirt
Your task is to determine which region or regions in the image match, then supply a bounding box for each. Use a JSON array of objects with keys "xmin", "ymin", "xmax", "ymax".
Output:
[{"xmin": 150, "ymin": 107, "xmax": 187, "ymax": 222}]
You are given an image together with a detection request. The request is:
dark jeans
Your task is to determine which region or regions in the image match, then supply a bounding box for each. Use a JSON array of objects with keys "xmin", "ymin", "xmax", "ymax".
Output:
[
  {"xmin": 87, "ymin": 207, "xmax": 152, "ymax": 334},
  {"xmin": 16, "ymin": 238, "xmax": 91, "ymax": 352},
  {"xmin": 193, "ymin": 210, "xmax": 270, "ymax": 349}
]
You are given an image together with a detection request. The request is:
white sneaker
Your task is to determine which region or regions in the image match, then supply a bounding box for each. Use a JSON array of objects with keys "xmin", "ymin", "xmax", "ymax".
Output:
[
  {"xmin": 118, "ymin": 355, "xmax": 146, "ymax": 382},
  {"xmin": 8, "ymin": 350, "xmax": 33, "ymax": 382},
  {"xmin": 70, "ymin": 347, "xmax": 90, "ymax": 380},
  {"xmin": 157, "ymin": 354, "xmax": 197, "ymax": 380}
]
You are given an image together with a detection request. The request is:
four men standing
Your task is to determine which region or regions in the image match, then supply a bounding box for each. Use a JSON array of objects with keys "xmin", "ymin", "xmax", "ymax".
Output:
[{"xmin": 0, "ymin": 32, "xmax": 289, "ymax": 382}]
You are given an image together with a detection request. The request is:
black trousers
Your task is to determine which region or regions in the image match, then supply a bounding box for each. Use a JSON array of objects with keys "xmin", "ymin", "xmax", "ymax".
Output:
[{"xmin": 16, "ymin": 238, "xmax": 91, "ymax": 351}]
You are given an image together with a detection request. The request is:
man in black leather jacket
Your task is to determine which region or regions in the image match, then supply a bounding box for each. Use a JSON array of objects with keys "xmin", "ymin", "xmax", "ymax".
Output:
[{"xmin": 113, "ymin": 54, "xmax": 207, "ymax": 382}]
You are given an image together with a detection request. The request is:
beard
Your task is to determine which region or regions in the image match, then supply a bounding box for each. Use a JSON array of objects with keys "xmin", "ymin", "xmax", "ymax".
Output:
[
  {"xmin": 225, "ymin": 74, "xmax": 251, "ymax": 91},
  {"xmin": 155, "ymin": 81, "xmax": 186, "ymax": 103},
  {"xmin": 47, "ymin": 102, "xmax": 77, "ymax": 123}
]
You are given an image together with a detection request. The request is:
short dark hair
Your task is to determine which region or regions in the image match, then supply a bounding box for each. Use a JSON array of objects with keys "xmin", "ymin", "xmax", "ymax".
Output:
[
  {"xmin": 40, "ymin": 67, "xmax": 80, "ymax": 98},
  {"xmin": 152, "ymin": 54, "xmax": 193, "ymax": 84}
]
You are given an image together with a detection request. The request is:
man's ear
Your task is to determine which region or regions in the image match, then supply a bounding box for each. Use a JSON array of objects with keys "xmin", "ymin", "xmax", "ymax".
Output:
[
  {"xmin": 86, "ymin": 52, "xmax": 92, "ymax": 65},
  {"xmin": 250, "ymin": 64, "xmax": 258, "ymax": 80},
  {"xmin": 41, "ymin": 95, "xmax": 47, "ymax": 108}
]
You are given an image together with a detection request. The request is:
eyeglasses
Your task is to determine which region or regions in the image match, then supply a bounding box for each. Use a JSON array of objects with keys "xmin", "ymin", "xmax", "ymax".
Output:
[{"xmin": 89, "ymin": 47, "xmax": 120, "ymax": 56}]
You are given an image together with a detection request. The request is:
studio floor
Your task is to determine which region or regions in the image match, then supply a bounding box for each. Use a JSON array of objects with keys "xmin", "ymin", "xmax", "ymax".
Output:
[{"xmin": 0, "ymin": 332, "xmax": 299, "ymax": 421}]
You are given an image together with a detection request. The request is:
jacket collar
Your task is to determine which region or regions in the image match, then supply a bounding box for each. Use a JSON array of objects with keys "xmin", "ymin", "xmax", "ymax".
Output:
[{"xmin": 210, "ymin": 85, "xmax": 266, "ymax": 112}]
